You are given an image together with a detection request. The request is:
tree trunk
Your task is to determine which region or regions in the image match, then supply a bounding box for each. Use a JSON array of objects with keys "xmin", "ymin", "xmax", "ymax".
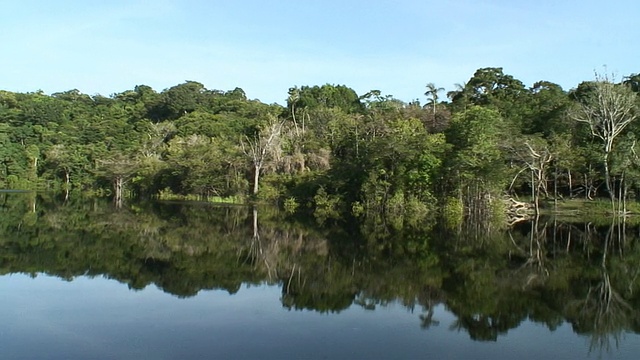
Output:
[
  {"xmin": 603, "ymin": 151, "xmax": 614, "ymax": 201},
  {"xmin": 303, "ymin": 112, "xmax": 307, "ymax": 135},
  {"xmin": 553, "ymin": 165, "xmax": 558, "ymax": 210},
  {"xmin": 584, "ymin": 173, "xmax": 589, "ymax": 200},
  {"xmin": 253, "ymin": 206, "xmax": 259, "ymax": 240},
  {"xmin": 623, "ymin": 179, "xmax": 628, "ymax": 214},
  {"xmin": 291, "ymin": 104, "xmax": 300, "ymax": 136},
  {"xmin": 618, "ymin": 173, "xmax": 623, "ymax": 215},
  {"xmin": 536, "ymin": 171, "xmax": 543, "ymax": 215},
  {"xmin": 33, "ymin": 157, "xmax": 38, "ymax": 180},
  {"xmin": 114, "ymin": 176, "xmax": 124, "ymax": 208},
  {"xmin": 253, "ymin": 165, "xmax": 260, "ymax": 195},
  {"xmin": 531, "ymin": 170, "xmax": 535, "ymax": 203}
]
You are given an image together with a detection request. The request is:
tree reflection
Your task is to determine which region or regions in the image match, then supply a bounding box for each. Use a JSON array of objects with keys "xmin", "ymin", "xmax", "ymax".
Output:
[
  {"xmin": 514, "ymin": 215, "xmax": 550, "ymax": 289},
  {"xmin": 417, "ymin": 286, "xmax": 443, "ymax": 329},
  {"xmin": 565, "ymin": 219, "xmax": 637, "ymax": 354},
  {"xmin": 0, "ymin": 193, "xmax": 640, "ymax": 352}
]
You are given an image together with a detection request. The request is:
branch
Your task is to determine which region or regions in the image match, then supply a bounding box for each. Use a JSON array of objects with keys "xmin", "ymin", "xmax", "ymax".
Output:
[{"xmin": 508, "ymin": 166, "xmax": 529, "ymax": 192}]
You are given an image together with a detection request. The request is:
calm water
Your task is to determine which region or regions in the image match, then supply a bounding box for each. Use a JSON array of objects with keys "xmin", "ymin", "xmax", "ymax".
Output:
[{"xmin": 1, "ymin": 193, "xmax": 639, "ymax": 359}]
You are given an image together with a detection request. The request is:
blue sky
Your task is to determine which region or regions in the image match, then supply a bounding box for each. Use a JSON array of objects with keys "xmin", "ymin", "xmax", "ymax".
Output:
[{"xmin": 1, "ymin": 0, "xmax": 638, "ymax": 104}]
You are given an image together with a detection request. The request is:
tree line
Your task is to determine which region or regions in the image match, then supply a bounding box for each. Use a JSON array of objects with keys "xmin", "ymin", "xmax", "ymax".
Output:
[{"xmin": 1, "ymin": 67, "xmax": 639, "ymax": 216}]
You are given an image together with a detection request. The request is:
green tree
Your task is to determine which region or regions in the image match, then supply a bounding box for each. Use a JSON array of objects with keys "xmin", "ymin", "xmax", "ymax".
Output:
[
  {"xmin": 445, "ymin": 106, "xmax": 508, "ymax": 216},
  {"xmin": 95, "ymin": 152, "xmax": 140, "ymax": 207},
  {"xmin": 526, "ymin": 81, "xmax": 571, "ymax": 136},
  {"xmin": 623, "ymin": 73, "xmax": 640, "ymax": 93},
  {"xmin": 452, "ymin": 68, "xmax": 531, "ymax": 132},
  {"xmin": 158, "ymin": 81, "xmax": 208, "ymax": 120},
  {"xmin": 294, "ymin": 84, "xmax": 363, "ymax": 114},
  {"xmin": 44, "ymin": 144, "xmax": 90, "ymax": 192}
]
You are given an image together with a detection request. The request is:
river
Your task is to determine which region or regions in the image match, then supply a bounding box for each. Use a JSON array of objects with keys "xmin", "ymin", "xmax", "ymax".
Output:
[{"xmin": 0, "ymin": 193, "xmax": 638, "ymax": 359}]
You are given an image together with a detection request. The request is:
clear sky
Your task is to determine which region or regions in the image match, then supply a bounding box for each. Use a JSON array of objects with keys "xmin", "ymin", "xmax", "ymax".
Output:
[{"xmin": 1, "ymin": 0, "xmax": 638, "ymax": 104}]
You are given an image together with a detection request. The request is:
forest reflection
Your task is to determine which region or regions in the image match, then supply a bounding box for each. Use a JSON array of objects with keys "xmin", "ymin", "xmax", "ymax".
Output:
[{"xmin": 1, "ymin": 192, "xmax": 639, "ymax": 352}]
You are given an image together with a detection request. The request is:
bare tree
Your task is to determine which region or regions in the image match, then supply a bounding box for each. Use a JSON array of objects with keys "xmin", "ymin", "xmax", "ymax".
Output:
[
  {"xmin": 508, "ymin": 136, "xmax": 553, "ymax": 214},
  {"xmin": 242, "ymin": 114, "xmax": 285, "ymax": 195},
  {"xmin": 571, "ymin": 74, "xmax": 638, "ymax": 210}
]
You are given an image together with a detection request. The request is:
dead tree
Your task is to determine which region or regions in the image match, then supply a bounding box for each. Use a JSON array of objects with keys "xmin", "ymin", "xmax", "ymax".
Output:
[
  {"xmin": 571, "ymin": 74, "xmax": 638, "ymax": 210},
  {"xmin": 242, "ymin": 115, "xmax": 285, "ymax": 195},
  {"xmin": 508, "ymin": 137, "xmax": 554, "ymax": 214}
]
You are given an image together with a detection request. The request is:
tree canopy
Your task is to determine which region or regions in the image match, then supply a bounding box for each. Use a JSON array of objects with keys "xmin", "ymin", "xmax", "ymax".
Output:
[{"xmin": 0, "ymin": 68, "xmax": 639, "ymax": 218}]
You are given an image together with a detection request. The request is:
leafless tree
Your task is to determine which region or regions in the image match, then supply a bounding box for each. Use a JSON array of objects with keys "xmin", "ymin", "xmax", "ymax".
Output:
[
  {"xmin": 571, "ymin": 73, "xmax": 638, "ymax": 210},
  {"xmin": 242, "ymin": 114, "xmax": 285, "ymax": 195},
  {"xmin": 508, "ymin": 136, "xmax": 553, "ymax": 214}
]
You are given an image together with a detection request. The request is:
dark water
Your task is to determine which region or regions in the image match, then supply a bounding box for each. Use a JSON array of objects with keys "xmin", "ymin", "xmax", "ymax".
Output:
[{"xmin": 1, "ymin": 193, "xmax": 639, "ymax": 359}]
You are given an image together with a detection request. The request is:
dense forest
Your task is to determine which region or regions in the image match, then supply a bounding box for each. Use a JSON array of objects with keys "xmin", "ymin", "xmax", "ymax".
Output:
[{"xmin": 1, "ymin": 67, "xmax": 639, "ymax": 218}]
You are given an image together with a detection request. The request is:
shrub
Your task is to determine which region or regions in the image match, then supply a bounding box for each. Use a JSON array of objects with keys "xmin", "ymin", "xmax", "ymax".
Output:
[{"xmin": 283, "ymin": 197, "xmax": 299, "ymax": 214}]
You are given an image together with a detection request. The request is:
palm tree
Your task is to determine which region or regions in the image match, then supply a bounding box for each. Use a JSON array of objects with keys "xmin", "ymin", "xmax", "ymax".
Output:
[
  {"xmin": 287, "ymin": 87, "xmax": 301, "ymax": 136},
  {"xmin": 424, "ymin": 83, "xmax": 444, "ymax": 115}
]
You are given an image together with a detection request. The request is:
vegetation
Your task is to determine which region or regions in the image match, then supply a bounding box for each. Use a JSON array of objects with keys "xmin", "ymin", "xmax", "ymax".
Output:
[{"xmin": 1, "ymin": 69, "xmax": 640, "ymax": 218}]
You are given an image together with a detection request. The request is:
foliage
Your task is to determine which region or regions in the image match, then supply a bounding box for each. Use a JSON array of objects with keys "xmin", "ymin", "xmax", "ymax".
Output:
[
  {"xmin": 0, "ymin": 68, "xmax": 639, "ymax": 218},
  {"xmin": 283, "ymin": 196, "xmax": 299, "ymax": 214}
]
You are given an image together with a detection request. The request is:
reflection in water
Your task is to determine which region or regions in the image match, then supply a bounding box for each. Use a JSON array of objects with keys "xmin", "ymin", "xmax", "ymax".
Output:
[
  {"xmin": 1, "ymin": 193, "xmax": 640, "ymax": 356},
  {"xmin": 563, "ymin": 220, "xmax": 637, "ymax": 354}
]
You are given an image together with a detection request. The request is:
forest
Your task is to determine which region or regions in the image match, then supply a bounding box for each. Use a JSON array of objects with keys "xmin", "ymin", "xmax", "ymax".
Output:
[{"xmin": 1, "ymin": 67, "xmax": 639, "ymax": 220}]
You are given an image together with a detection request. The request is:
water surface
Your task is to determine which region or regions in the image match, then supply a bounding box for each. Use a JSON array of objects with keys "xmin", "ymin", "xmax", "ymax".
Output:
[{"xmin": 0, "ymin": 193, "xmax": 639, "ymax": 359}]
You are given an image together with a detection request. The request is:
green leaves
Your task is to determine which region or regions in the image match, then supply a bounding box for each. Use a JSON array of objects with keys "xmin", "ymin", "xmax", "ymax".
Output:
[
  {"xmin": 0, "ymin": 67, "xmax": 639, "ymax": 213},
  {"xmin": 446, "ymin": 106, "xmax": 506, "ymax": 183}
]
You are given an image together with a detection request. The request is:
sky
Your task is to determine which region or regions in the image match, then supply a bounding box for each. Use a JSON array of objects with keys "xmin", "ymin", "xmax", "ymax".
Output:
[{"xmin": 1, "ymin": 0, "xmax": 638, "ymax": 105}]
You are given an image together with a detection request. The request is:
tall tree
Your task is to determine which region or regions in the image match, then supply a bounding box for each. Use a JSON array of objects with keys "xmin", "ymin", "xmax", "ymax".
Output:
[
  {"xmin": 424, "ymin": 83, "xmax": 444, "ymax": 115},
  {"xmin": 242, "ymin": 114, "xmax": 285, "ymax": 195},
  {"xmin": 452, "ymin": 68, "xmax": 531, "ymax": 131},
  {"xmin": 445, "ymin": 106, "xmax": 507, "ymax": 217},
  {"xmin": 158, "ymin": 81, "xmax": 207, "ymax": 120},
  {"xmin": 526, "ymin": 81, "xmax": 571, "ymax": 136},
  {"xmin": 570, "ymin": 74, "xmax": 639, "ymax": 209},
  {"xmin": 287, "ymin": 87, "xmax": 301, "ymax": 136}
]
